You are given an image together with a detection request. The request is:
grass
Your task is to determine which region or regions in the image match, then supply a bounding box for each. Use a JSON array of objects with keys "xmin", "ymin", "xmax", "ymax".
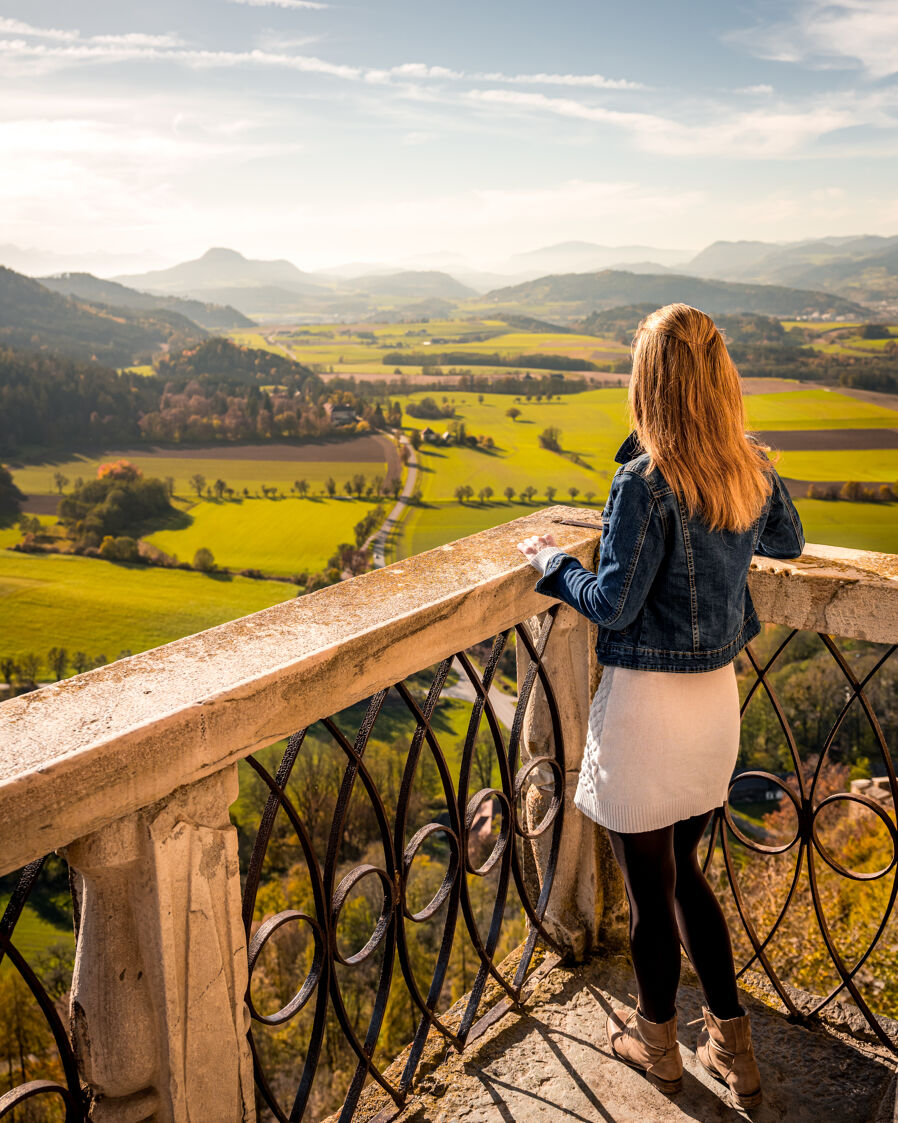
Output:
[
  {"xmin": 776, "ymin": 449, "xmax": 898, "ymax": 482},
  {"xmin": 146, "ymin": 495, "xmax": 381, "ymax": 575},
  {"xmin": 0, "ymin": 905, "xmax": 73, "ymax": 956},
  {"xmin": 10, "ymin": 454, "xmax": 388, "ymax": 499},
  {"xmin": 248, "ymin": 319, "xmax": 623, "ymax": 372},
  {"xmin": 405, "ymin": 388, "xmax": 628, "ymax": 504},
  {"xmin": 0, "ymin": 549, "xmax": 296, "ymax": 663},
  {"xmin": 795, "ymin": 499, "xmax": 898, "ymax": 554},
  {"xmin": 392, "ymin": 500, "xmax": 572, "ymax": 560},
  {"xmin": 743, "ymin": 389, "xmax": 898, "ymax": 430}
]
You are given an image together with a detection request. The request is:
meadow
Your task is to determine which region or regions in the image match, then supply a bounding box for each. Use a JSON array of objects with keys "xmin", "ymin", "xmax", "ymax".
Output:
[
  {"xmin": 146, "ymin": 494, "xmax": 381, "ymax": 575},
  {"xmin": 0, "ymin": 549, "xmax": 296, "ymax": 663},
  {"xmin": 11, "ymin": 448, "xmax": 389, "ymax": 499},
  {"xmin": 245, "ymin": 319, "xmax": 628, "ymax": 374}
]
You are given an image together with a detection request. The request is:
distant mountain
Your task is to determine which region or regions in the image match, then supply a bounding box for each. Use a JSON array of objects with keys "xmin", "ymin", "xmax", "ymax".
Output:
[
  {"xmin": 113, "ymin": 247, "xmax": 326, "ymax": 296},
  {"xmin": 0, "ymin": 266, "xmax": 206, "ymax": 365},
  {"xmin": 37, "ymin": 273, "xmax": 254, "ymax": 330},
  {"xmin": 479, "ymin": 270, "xmax": 870, "ymax": 320},
  {"xmin": 505, "ymin": 241, "xmax": 691, "ymax": 278},
  {"xmin": 337, "ymin": 270, "xmax": 477, "ymax": 300},
  {"xmin": 682, "ymin": 235, "xmax": 898, "ymax": 303},
  {"xmin": 0, "ymin": 244, "xmax": 169, "ymax": 278}
]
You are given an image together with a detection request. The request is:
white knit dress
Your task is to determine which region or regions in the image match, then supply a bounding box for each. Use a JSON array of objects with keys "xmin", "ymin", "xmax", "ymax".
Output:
[{"xmin": 529, "ymin": 547, "xmax": 741, "ymax": 834}]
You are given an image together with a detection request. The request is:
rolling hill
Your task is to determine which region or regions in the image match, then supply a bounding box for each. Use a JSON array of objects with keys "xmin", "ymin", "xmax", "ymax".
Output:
[
  {"xmin": 477, "ymin": 270, "xmax": 871, "ymax": 320},
  {"xmin": 113, "ymin": 247, "xmax": 326, "ymax": 296},
  {"xmin": 37, "ymin": 273, "xmax": 254, "ymax": 330},
  {"xmin": 0, "ymin": 267, "xmax": 206, "ymax": 366},
  {"xmin": 683, "ymin": 236, "xmax": 898, "ymax": 304}
]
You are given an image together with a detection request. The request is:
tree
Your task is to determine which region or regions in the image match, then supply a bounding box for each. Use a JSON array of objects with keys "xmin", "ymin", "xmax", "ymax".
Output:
[
  {"xmin": 585, "ymin": 490, "xmax": 596, "ymax": 504},
  {"xmin": 504, "ymin": 486, "xmax": 516, "ymax": 503},
  {"xmin": 190, "ymin": 473, "xmax": 207, "ymax": 498},
  {"xmin": 351, "ymin": 473, "xmax": 366, "ymax": 498},
  {"xmin": 568, "ymin": 486, "xmax": 580, "ymax": 501},
  {"xmin": 839, "ymin": 480, "xmax": 865, "ymax": 501},
  {"xmin": 47, "ymin": 647, "xmax": 68, "ymax": 680},
  {"xmin": 0, "ymin": 465, "xmax": 26, "ymax": 523},
  {"xmin": 0, "ymin": 656, "xmax": 17, "ymax": 692},
  {"xmin": 343, "ymin": 480, "xmax": 354, "ymax": 497},
  {"xmin": 193, "ymin": 547, "xmax": 216, "ymax": 572},
  {"xmin": 295, "ymin": 479, "xmax": 309, "ymax": 498},
  {"xmin": 546, "ymin": 485, "xmax": 557, "ymax": 503},
  {"xmin": 455, "ymin": 485, "xmax": 469, "ymax": 504},
  {"xmin": 165, "ymin": 476, "xmax": 175, "ymax": 498},
  {"xmin": 409, "ymin": 429, "xmax": 422, "ymax": 450},
  {"xmin": 18, "ymin": 652, "xmax": 41, "ymax": 688},
  {"xmin": 53, "ymin": 472, "xmax": 69, "ymax": 495},
  {"xmin": 539, "ymin": 427, "xmax": 562, "ymax": 452},
  {"xmin": 506, "ymin": 407, "xmax": 521, "ymax": 422},
  {"xmin": 522, "ymin": 485, "xmax": 537, "ymax": 503},
  {"xmin": 71, "ymin": 651, "xmax": 91, "ymax": 674},
  {"xmin": 213, "ymin": 478, "xmax": 227, "ymax": 499}
]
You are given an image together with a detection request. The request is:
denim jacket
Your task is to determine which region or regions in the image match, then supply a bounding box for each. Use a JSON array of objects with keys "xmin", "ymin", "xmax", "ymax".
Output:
[{"xmin": 533, "ymin": 431, "xmax": 805, "ymax": 672}]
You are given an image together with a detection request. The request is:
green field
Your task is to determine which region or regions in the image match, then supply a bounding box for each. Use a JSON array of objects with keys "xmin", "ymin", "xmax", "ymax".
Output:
[
  {"xmin": 776, "ymin": 449, "xmax": 898, "ymax": 482},
  {"xmin": 11, "ymin": 453, "xmax": 387, "ymax": 499},
  {"xmin": 743, "ymin": 389, "xmax": 898, "ymax": 429},
  {"xmin": 794, "ymin": 499, "xmax": 898, "ymax": 554},
  {"xmin": 0, "ymin": 549, "xmax": 296, "ymax": 663},
  {"xmin": 247, "ymin": 319, "xmax": 625, "ymax": 373},
  {"xmin": 146, "ymin": 495, "xmax": 380, "ymax": 575}
]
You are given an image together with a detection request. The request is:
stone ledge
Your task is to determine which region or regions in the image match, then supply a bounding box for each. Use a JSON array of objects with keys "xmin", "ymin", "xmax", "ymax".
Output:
[{"xmin": 359, "ymin": 952, "xmax": 897, "ymax": 1123}]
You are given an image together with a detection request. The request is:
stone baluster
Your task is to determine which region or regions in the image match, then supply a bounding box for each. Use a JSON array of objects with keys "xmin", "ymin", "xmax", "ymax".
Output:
[
  {"xmin": 517, "ymin": 603, "xmax": 628, "ymax": 960},
  {"xmin": 65, "ymin": 766, "xmax": 255, "ymax": 1122}
]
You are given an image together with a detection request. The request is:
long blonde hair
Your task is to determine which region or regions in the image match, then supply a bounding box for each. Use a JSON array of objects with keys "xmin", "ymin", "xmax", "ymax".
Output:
[{"xmin": 628, "ymin": 303, "xmax": 774, "ymax": 533}]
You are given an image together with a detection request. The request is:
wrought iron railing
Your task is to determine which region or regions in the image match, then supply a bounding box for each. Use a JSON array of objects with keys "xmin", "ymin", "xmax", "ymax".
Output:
[
  {"xmin": 705, "ymin": 627, "xmax": 898, "ymax": 1051},
  {"xmin": 240, "ymin": 610, "xmax": 567, "ymax": 1121}
]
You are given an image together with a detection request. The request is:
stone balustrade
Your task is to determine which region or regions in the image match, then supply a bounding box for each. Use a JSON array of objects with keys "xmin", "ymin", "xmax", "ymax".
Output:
[{"xmin": 0, "ymin": 505, "xmax": 896, "ymax": 1121}]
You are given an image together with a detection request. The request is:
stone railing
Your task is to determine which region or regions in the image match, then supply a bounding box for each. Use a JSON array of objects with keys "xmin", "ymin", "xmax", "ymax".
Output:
[{"xmin": 0, "ymin": 507, "xmax": 896, "ymax": 1121}]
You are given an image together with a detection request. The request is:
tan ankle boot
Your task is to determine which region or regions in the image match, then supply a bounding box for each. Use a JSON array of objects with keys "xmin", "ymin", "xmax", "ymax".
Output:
[
  {"xmin": 606, "ymin": 1006, "xmax": 683, "ymax": 1094},
  {"xmin": 696, "ymin": 1005, "xmax": 762, "ymax": 1109}
]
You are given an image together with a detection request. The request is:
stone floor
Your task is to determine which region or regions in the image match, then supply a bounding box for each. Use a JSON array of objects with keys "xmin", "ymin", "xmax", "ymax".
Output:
[{"xmin": 383, "ymin": 954, "xmax": 897, "ymax": 1123}]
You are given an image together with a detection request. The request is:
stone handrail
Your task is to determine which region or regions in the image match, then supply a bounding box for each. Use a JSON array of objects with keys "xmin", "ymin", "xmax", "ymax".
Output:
[{"xmin": 1, "ymin": 506, "xmax": 896, "ymax": 1120}]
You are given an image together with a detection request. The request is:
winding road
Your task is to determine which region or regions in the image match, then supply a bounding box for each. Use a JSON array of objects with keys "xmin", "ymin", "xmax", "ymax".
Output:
[{"xmin": 365, "ymin": 432, "xmax": 419, "ymax": 567}]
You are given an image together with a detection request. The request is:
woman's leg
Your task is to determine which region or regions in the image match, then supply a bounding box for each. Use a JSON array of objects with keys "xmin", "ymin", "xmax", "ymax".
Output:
[
  {"xmin": 605, "ymin": 824, "xmax": 680, "ymax": 1023},
  {"xmin": 672, "ymin": 810, "xmax": 743, "ymax": 1020}
]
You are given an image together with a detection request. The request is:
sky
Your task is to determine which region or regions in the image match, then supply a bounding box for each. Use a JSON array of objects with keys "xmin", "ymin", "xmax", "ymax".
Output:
[{"xmin": 1, "ymin": 0, "xmax": 898, "ymax": 272}]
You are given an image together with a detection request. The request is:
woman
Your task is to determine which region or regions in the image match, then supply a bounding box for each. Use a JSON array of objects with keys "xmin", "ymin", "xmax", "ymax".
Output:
[{"xmin": 516, "ymin": 303, "xmax": 804, "ymax": 1109}]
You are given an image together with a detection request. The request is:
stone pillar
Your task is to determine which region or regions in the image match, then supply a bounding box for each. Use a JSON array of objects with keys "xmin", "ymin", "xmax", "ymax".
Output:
[
  {"xmin": 516, "ymin": 605, "xmax": 628, "ymax": 960},
  {"xmin": 65, "ymin": 766, "xmax": 255, "ymax": 1122}
]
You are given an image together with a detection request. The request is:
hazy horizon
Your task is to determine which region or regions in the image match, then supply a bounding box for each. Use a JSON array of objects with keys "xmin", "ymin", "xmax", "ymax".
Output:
[{"xmin": 3, "ymin": 0, "xmax": 898, "ymax": 274}]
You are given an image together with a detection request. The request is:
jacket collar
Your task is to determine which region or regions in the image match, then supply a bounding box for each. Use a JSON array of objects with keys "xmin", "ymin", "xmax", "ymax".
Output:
[{"xmin": 614, "ymin": 430, "xmax": 644, "ymax": 464}]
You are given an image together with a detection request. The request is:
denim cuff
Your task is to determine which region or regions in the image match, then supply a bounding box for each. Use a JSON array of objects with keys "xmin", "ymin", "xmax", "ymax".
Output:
[{"xmin": 528, "ymin": 546, "xmax": 568, "ymax": 574}]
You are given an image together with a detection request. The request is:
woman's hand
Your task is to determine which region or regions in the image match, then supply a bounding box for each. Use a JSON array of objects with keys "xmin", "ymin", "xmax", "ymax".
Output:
[{"xmin": 516, "ymin": 533, "xmax": 557, "ymax": 561}]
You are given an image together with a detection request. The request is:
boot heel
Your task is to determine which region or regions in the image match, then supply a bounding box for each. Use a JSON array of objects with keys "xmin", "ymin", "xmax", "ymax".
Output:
[
  {"xmin": 647, "ymin": 1071, "xmax": 682, "ymax": 1095},
  {"xmin": 732, "ymin": 1086, "xmax": 763, "ymax": 1109}
]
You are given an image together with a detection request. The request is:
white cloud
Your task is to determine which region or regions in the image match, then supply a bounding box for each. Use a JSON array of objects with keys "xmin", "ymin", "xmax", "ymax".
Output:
[
  {"xmin": 0, "ymin": 19, "xmax": 641, "ymax": 91},
  {"xmin": 732, "ymin": 0, "xmax": 898, "ymax": 78},
  {"xmin": 466, "ymin": 88, "xmax": 863, "ymax": 158}
]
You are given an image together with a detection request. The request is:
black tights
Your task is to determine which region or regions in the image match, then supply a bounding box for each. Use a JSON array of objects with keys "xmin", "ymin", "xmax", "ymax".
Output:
[{"xmin": 605, "ymin": 810, "xmax": 743, "ymax": 1024}]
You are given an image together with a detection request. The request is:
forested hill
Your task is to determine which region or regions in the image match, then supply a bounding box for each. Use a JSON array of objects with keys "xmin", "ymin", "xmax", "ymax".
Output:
[
  {"xmin": 0, "ymin": 339, "xmax": 327, "ymax": 456},
  {"xmin": 0, "ymin": 348, "xmax": 155, "ymax": 453},
  {"xmin": 480, "ymin": 270, "xmax": 871, "ymax": 319},
  {"xmin": 37, "ymin": 273, "xmax": 254, "ymax": 331},
  {"xmin": 0, "ymin": 267, "xmax": 207, "ymax": 366},
  {"xmin": 154, "ymin": 337, "xmax": 314, "ymax": 383}
]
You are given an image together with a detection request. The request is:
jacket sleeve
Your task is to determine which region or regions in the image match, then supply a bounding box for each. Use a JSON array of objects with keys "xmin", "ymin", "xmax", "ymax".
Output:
[
  {"xmin": 755, "ymin": 469, "xmax": 805, "ymax": 559},
  {"xmin": 533, "ymin": 469, "xmax": 665, "ymax": 630}
]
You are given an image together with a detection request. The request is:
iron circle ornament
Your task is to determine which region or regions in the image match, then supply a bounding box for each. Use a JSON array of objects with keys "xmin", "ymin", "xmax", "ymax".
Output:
[
  {"xmin": 330, "ymin": 862, "xmax": 396, "ymax": 966},
  {"xmin": 246, "ymin": 909, "xmax": 326, "ymax": 1026}
]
